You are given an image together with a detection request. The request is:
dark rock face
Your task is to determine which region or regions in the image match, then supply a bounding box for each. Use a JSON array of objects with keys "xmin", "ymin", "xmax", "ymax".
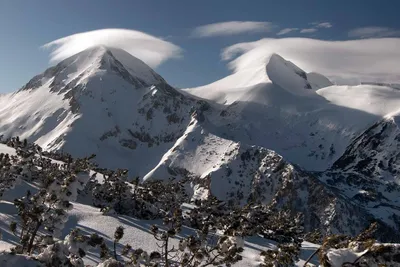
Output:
[
  {"xmin": 332, "ymin": 118, "xmax": 400, "ymax": 178},
  {"xmin": 317, "ymin": 117, "xmax": 400, "ymax": 241},
  {"xmin": 19, "ymin": 63, "xmax": 65, "ymax": 91}
]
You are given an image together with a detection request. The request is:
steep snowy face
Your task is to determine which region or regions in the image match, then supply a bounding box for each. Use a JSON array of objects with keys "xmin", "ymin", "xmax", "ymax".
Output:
[
  {"xmin": 0, "ymin": 46, "xmax": 211, "ymax": 176},
  {"xmin": 184, "ymin": 53, "xmax": 333, "ymax": 104},
  {"xmin": 267, "ymin": 54, "xmax": 334, "ymax": 91},
  {"xmin": 318, "ymin": 114, "xmax": 400, "ymax": 238},
  {"xmin": 143, "ymin": 117, "xmax": 400, "ymax": 241},
  {"xmin": 266, "ymin": 53, "xmax": 320, "ymax": 94},
  {"xmin": 330, "ymin": 115, "xmax": 400, "ymax": 183},
  {"xmin": 19, "ymin": 46, "xmax": 165, "ymax": 93},
  {"xmin": 182, "ymin": 54, "xmax": 400, "ymax": 171}
]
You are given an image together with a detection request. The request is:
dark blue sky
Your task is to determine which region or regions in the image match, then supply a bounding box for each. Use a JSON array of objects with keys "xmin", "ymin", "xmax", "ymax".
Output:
[{"xmin": 0, "ymin": 0, "xmax": 398, "ymax": 92}]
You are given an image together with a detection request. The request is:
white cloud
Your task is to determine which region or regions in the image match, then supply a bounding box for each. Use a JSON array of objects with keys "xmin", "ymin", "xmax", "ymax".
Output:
[
  {"xmin": 191, "ymin": 21, "xmax": 275, "ymax": 38},
  {"xmin": 277, "ymin": 28, "xmax": 299, "ymax": 35},
  {"xmin": 42, "ymin": 28, "xmax": 182, "ymax": 68},
  {"xmin": 221, "ymin": 38, "xmax": 400, "ymax": 84},
  {"xmin": 312, "ymin": 22, "xmax": 332, "ymax": 28},
  {"xmin": 300, "ymin": 28, "xmax": 318, "ymax": 34},
  {"xmin": 348, "ymin": 27, "xmax": 400, "ymax": 38},
  {"xmin": 277, "ymin": 22, "xmax": 331, "ymax": 36}
]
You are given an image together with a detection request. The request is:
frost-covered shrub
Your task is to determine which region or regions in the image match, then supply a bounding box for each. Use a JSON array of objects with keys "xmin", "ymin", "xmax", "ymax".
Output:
[
  {"xmin": 305, "ymin": 222, "xmax": 400, "ymax": 267},
  {"xmin": 260, "ymin": 243, "xmax": 300, "ymax": 267},
  {"xmin": 89, "ymin": 172, "xmax": 188, "ymax": 219},
  {"xmin": 90, "ymin": 169, "xmax": 136, "ymax": 215},
  {"xmin": 0, "ymin": 138, "xmax": 42, "ymax": 197},
  {"xmin": 10, "ymin": 149, "xmax": 95, "ymax": 254},
  {"xmin": 36, "ymin": 229, "xmax": 105, "ymax": 267},
  {"xmin": 187, "ymin": 198, "xmax": 303, "ymax": 244},
  {"xmin": 186, "ymin": 200, "xmax": 304, "ymax": 267},
  {"xmin": 0, "ymin": 153, "xmax": 22, "ymax": 197}
]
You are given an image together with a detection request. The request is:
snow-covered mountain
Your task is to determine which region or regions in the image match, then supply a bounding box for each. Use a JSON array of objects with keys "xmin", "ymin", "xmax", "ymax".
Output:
[
  {"xmin": 0, "ymin": 46, "xmax": 211, "ymax": 177},
  {"xmin": 320, "ymin": 112, "xmax": 400, "ymax": 238},
  {"xmin": 185, "ymin": 54, "xmax": 400, "ymax": 171},
  {"xmin": 143, "ymin": 116, "xmax": 400, "ymax": 241},
  {"xmin": 1, "ymin": 46, "xmax": 400, "ymax": 240}
]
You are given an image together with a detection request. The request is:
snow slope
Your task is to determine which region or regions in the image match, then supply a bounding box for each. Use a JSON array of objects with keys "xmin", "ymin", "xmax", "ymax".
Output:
[
  {"xmin": 184, "ymin": 53, "xmax": 332, "ymax": 104},
  {"xmin": 183, "ymin": 54, "xmax": 400, "ymax": 171},
  {"xmin": 143, "ymin": 118, "xmax": 400, "ymax": 240},
  {"xmin": 0, "ymin": 46, "xmax": 210, "ymax": 177},
  {"xmin": 0, "ymin": 144, "xmax": 320, "ymax": 267}
]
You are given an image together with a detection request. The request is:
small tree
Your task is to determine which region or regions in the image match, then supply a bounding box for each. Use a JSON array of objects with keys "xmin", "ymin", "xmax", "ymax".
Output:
[
  {"xmin": 0, "ymin": 153, "xmax": 22, "ymax": 197},
  {"xmin": 36, "ymin": 228, "xmax": 105, "ymax": 267},
  {"xmin": 11, "ymin": 153, "xmax": 95, "ymax": 255}
]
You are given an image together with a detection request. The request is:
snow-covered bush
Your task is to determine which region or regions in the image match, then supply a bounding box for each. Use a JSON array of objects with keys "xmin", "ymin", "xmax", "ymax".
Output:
[
  {"xmin": 260, "ymin": 243, "xmax": 300, "ymax": 267},
  {"xmin": 36, "ymin": 228, "xmax": 105, "ymax": 266},
  {"xmin": 89, "ymin": 171, "xmax": 188, "ymax": 219},
  {"xmin": 10, "ymin": 149, "xmax": 95, "ymax": 254},
  {"xmin": 187, "ymin": 198, "xmax": 303, "ymax": 243},
  {"xmin": 304, "ymin": 222, "xmax": 400, "ymax": 267},
  {"xmin": 110, "ymin": 206, "xmax": 244, "ymax": 267},
  {"xmin": 2, "ymin": 137, "xmax": 400, "ymax": 267},
  {"xmin": 0, "ymin": 137, "xmax": 41, "ymax": 197},
  {"xmin": 90, "ymin": 169, "xmax": 135, "ymax": 215},
  {"xmin": 0, "ymin": 153, "xmax": 22, "ymax": 197}
]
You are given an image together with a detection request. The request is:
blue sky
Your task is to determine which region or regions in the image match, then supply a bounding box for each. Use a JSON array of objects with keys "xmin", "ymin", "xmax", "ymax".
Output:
[{"xmin": 0, "ymin": 0, "xmax": 399, "ymax": 92}]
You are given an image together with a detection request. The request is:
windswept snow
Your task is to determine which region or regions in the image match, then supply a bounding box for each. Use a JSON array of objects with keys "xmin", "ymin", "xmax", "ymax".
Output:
[
  {"xmin": 220, "ymin": 38, "xmax": 400, "ymax": 85},
  {"xmin": 307, "ymin": 72, "xmax": 333, "ymax": 89},
  {"xmin": 317, "ymin": 84, "xmax": 400, "ymax": 116},
  {"xmin": 183, "ymin": 53, "xmax": 327, "ymax": 103},
  {"xmin": 183, "ymin": 53, "xmax": 400, "ymax": 171}
]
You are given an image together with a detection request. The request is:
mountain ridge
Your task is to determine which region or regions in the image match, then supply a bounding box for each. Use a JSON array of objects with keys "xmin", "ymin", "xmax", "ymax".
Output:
[{"xmin": 1, "ymin": 46, "xmax": 400, "ymax": 240}]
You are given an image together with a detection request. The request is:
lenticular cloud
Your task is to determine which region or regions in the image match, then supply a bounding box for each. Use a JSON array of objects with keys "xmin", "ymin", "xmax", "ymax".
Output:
[
  {"xmin": 222, "ymin": 38, "xmax": 400, "ymax": 84},
  {"xmin": 42, "ymin": 28, "xmax": 183, "ymax": 68}
]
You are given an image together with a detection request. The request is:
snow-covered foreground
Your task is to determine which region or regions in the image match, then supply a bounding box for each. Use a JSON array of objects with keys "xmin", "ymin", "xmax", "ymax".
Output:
[
  {"xmin": 0, "ymin": 144, "xmax": 320, "ymax": 266},
  {"xmin": 0, "ymin": 178, "xmax": 319, "ymax": 267}
]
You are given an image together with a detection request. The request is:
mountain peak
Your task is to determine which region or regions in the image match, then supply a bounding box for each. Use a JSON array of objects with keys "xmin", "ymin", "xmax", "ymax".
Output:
[
  {"xmin": 265, "ymin": 53, "xmax": 332, "ymax": 94},
  {"xmin": 184, "ymin": 52, "xmax": 332, "ymax": 104},
  {"xmin": 20, "ymin": 46, "xmax": 166, "ymax": 93},
  {"xmin": 59, "ymin": 45, "xmax": 167, "ymax": 86}
]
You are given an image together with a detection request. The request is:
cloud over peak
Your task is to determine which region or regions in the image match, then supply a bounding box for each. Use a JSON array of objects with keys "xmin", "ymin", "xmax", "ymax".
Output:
[
  {"xmin": 221, "ymin": 37, "xmax": 400, "ymax": 84},
  {"xmin": 191, "ymin": 21, "xmax": 275, "ymax": 38},
  {"xmin": 43, "ymin": 28, "xmax": 182, "ymax": 68}
]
